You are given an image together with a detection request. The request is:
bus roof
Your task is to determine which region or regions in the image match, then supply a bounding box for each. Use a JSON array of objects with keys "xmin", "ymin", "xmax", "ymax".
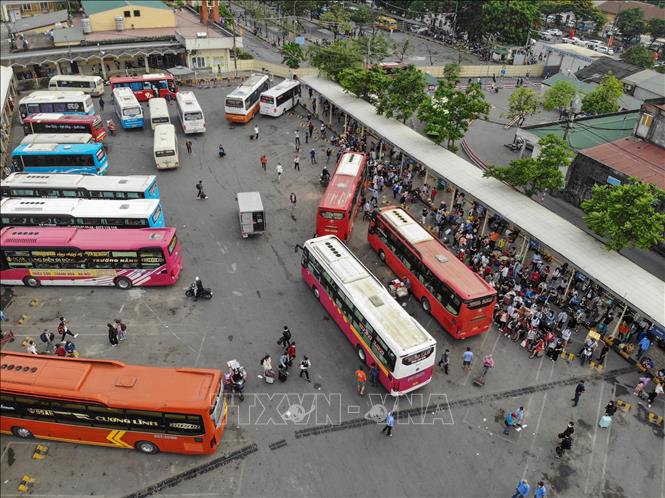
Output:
[
  {"xmin": 20, "ymin": 133, "xmax": 93, "ymax": 145},
  {"xmin": 1, "ymin": 226, "xmax": 175, "ymax": 249},
  {"xmin": 23, "ymin": 113, "xmax": 100, "ymax": 123},
  {"xmin": 112, "ymin": 87, "xmax": 139, "ymax": 104},
  {"xmin": 110, "ymin": 73, "xmax": 171, "ymax": 83},
  {"xmin": 0, "ymin": 352, "xmax": 217, "ymax": 411},
  {"xmin": 305, "ymin": 235, "xmax": 436, "ymax": 354},
  {"xmin": 154, "ymin": 124, "xmax": 176, "ymax": 148},
  {"xmin": 227, "ymin": 74, "xmax": 269, "ymax": 98},
  {"xmin": 2, "ymin": 172, "xmax": 156, "ymax": 192},
  {"xmin": 12, "ymin": 142, "xmax": 102, "ymax": 155},
  {"xmin": 261, "ymin": 79, "xmax": 300, "ymax": 97},
  {"xmin": 0, "ymin": 197, "xmax": 160, "ymax": 218},
  {"xmin": 379, "ymin": 207, "xmax": 496, "ymax": 300},
  {"xmin": 50, "ymin": 75, "xmax": 102, "ymax": 82},
  {"xmin": 19, "ymin": 91, "xmax": 87, "ymax": 103},
  {"xmin": 175, "ymin": 91, "xmax": 201, "ymax": 111},
  {"xmin": 319, "ymin": 152, "xmax": 366, "ymax": 212}
]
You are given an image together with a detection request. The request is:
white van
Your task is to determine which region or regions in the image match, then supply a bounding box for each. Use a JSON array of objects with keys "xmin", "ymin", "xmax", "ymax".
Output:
[
  {"xmin": 153, "ymin": 124, "xmax": 179, "ymax": 170},
  {"xmin": 148, "ymin": 97, "xmax": 170, "ymax": 130}
]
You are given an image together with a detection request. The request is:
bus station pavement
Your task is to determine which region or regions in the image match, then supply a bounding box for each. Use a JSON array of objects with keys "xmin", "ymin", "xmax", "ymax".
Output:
[{"xmin": 1, "ymin": 84, "xmax": 664, "ymax": 498}]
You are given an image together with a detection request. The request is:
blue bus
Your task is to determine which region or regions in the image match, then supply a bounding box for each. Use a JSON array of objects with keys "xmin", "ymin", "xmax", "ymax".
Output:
[
  {"xmin": 0, "ymin": 198, "xmax": 166, "ymax": 229},
  {"xmin": 112, "ymin": 87, "xmax": 144, "ymax": 129},
  {"xmin": 11, "ymin": 143, "xmax": 109, "ymax": 175},
  {"xmin": 1, "ymin": 173, "xmax": 159, "ymax": 200}
]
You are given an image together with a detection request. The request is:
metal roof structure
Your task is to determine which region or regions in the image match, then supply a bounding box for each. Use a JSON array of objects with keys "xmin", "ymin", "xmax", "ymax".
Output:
[
  {"xmin": 622, "ymin": 70, "xmax": 665, "ymax": 99},
  {"xmin": 302, "ymin": 76, "xmax": 665, "ymax": 327},
  {"xmin": 9, "ymin": 9, "xmax": 68, "ymax": 34},
  {"xmin": 81, "ymin": 0, "xmax": 170, "ymax": 16}
]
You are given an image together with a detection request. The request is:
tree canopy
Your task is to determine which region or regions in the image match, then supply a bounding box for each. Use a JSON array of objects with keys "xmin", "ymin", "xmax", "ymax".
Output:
[
  {"xmin": 542, "ymin": 80, "xmax": 577, "ymax": 118},
  {"xmin": 505, "ymin": 87, "xmax": 541, "ymax": 125},
  {"xmin": 621, "ymin": 44, "xmax": 656, "ymax": 69},
  {"xmin": 581, "ymin": 74, "xmax": 623, "ymax": 115},
  {"xmin": 280, "ymin": 42, "xmax": 305, "ymax": 69},
  {"xmin": 338, "ymin": 66, "xmax": 389, "ymax": 102},
  {"xmin": 308, "ymin": 40, "xmax": 363, "ymax": 81},
  {"xmin": 615, "ymin": 8, "xmax": 645, "ymax": 46},
  {"xmin": 376, "ymin": 66, "xmax": 428, "ymax": 123},
  {"xmin": 582, "ymin": 178, "xmax": 665, "ymax": 252},
  {"xmin": 352, "ymin": 32, "xmax": 395, "ymax": 65},
  {"xmin": 647, "ymin": 18, "xmax": 665, "ymax": 44},
  {"xmin": 319, "ymin": 5, "xmax": 352, "ymax": 40},
  {"xmin": 481, "ymin": 0, "xmax": 542, "ymax": 45}
]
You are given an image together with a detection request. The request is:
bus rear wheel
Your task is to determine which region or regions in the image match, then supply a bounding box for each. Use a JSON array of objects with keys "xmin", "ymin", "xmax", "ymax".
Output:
[
  {"xmin": 421, "ymin": 297, "xmax": 431, "ymax": 314},
  {"xmin": 23, "ymin": 276, "xmax": 40, "ymax": 288},
  {"xmin": 11, "ymin": 426, "xmax": 34, "ymax": 439},
  {"xmin": 378, "ymin": 250, "xmax": 386, "ymax": 262},
  {"xmin": 135, "ymin": 440, "xmax": 159, "ymax": 454},
  {"xmin": 312, "ymin": 286, "xmax": 320, "ymax": 300},
  {"xmin": 114, "ymin": 277, "xmax": 132, "ymax": 290}
]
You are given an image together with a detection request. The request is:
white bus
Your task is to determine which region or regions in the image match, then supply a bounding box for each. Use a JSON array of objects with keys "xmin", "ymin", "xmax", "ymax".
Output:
[
  {"xmin": 224, "ymin": 74, "xmax": 270, "ymax": 123},
  {"xmin": 148, "ymin": 97, "xmax": 170, "ymax": 130},
  {"xmin": 112, "ymin": 87, "xmax": 144, "ymax": 129},
  {"xmin": 20, "ymin": 133, "xmax": 94, "ymax": 145},
  {"xmin": 48, "ymin": 75, "xmax": 105, "ymax": 97},
  {"xmin": 260, "ymin": 79, "xmax": 301, "ymax": 117},
  {"xmin": 153, "ymin": 124, "xmax": 179, "ymax": 170},
  {"xmin": 18, "ymin": 91, "xmax": 94, "ymax": 124},
  {"xmin": 175, "ymin": 91, "xmax": 205, "ymax": 134}
]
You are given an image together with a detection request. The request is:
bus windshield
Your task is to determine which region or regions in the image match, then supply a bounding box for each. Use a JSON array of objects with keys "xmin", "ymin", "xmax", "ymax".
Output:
[
  {"xmin": 225, "ymin": 98, "xmax": 243, "ymax": 108},
  {"xmin": 320, "ymin": 210, "xmax": 344, "ymax": 220},
  {"xmin": 123, "ymin": 107, "xmax": 141, "ymax": 117},
  {"xmin": 155, "ymin": 149, "xmax": 175, "ymax": 157},
  {"xmin": 184, "ymin": 112, "xmax": 202, "ymax": 121}
]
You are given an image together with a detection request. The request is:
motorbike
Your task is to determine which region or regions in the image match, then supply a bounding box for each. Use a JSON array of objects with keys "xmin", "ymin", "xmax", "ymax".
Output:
[
  {"xmin": 185, "ymin": 283, "xmax": 213, "ymax": 299},
  {"xmin": 320, "ymin": 173, "xmax": 330, "ymax": 187}
]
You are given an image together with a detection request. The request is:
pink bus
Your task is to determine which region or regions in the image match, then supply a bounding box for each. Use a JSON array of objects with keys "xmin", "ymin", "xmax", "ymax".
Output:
[
  {"xmin": 0, "ymin": 226, "xmax": 182, "ymax": 289},
  {"xmin": 297, "ymin": 235, "xmax": 437, "ymax": 395}
]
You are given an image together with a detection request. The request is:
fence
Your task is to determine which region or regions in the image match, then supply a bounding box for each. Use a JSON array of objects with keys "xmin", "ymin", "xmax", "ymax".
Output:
[{"xmin": 422, "ymin": 64, "xmax": 545, "ymax": 79}]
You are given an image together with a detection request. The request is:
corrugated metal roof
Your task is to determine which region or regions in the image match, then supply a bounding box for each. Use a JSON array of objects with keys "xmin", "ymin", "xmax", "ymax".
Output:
[
  {"xmin": 81, "ymin": 0, "xmax": 170, "ymax": 16},
  {"xmin": 9, "ymin": 9, "xmax": 68, "ymax": 33},
  {"xmin": 622, "ymin": 70, "xmax": 665, "ymax": 98},
  {"xmin": 579, "ymin": 137, "xmax": 665, "ymax": 190}
]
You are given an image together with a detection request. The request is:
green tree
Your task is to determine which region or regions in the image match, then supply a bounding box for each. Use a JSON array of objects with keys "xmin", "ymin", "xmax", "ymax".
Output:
[
  {"xmin": 481, "ymin": 0, "xmax": 542, "ymax": 45},
  {"xmin": 349, "ymin": 5, "xmax": 375, "ymax": 24},
  {"xmin": 338, "ymin": 66, "xmax": 389, "ymax": 102},
  {"xmin": 280, "ymin": 42, "xmax": 305, "ymax": 69},
  {"xmin": 308, "ymin": 40, "xmax": 363, "ymax": 81},
  {"xmin": 582, "ymin": 178, "xmax": 665, "ymax": 251},
  {"xmin": 454, "ymin": 0, "xmax": 489, "ymax": 41},
  {"xmin": 320, "ymin": 5, "xmax": 352, "ymax": 40},
  {"xmin": 621, "ymin": 44, "xmax": 655, "ymax": 69},
  {"xmin": 542, "ymin": 80, "xmax": 576, "ymax": 118},
  {"xmin": 376, "ymin": 66, "xmax": 428, "ymax": 123},
  {"xmin": 417, "ymin": 65, "xmax": 491, "ymax": 152},
  {"xmin": 582, "ymin": 74, "xmax": 623, "ymax": 115},
  {"xmin": 398, "ymin": 39, "xmax": 410, "ymax": 62},
  {"xmin": 541, "ymin": 1, "xmax": 606, "ymax": 33},
  {"xmin": 647, "ymin": 19, "xmax": 665, "ymax": 45},
  {"xmin": 483, "ymin": 134, "xmax": 569, "ymax": 198},
  {"xmin": 353, "ymin": 32, "xmax": 395, "ymax": 65},
  {"xmin": 615, "ymin": 8, "xmax": 645, "ymax": 46},
  {"xmin": 407, "ymin": 0, "xmax": 430, "ymax": 20},
  {"xmin": 504, "ymin": 87, "xmax": 541, "ymax": 125}
]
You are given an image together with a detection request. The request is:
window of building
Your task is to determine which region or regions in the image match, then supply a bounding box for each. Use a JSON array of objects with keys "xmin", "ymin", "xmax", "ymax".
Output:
[
  {"xmin": 133, "ymin": 10, "xmax": 141, "ymax": 16},
  {"xmin": 124, "ymin": 10, "xmax": 131, "ymax": 17}
]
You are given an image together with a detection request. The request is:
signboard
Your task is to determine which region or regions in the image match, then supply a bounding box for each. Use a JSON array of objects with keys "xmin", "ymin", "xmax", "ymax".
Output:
[
  {"xmin": 607, "ymin": 176, "xmax": 621, "ymax": 186},
  {"xmin": 295, "ymin": 36, "xmax": 305, "ymax": 45}
]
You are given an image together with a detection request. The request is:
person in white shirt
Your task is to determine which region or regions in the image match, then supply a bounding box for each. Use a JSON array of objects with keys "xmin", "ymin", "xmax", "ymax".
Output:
[{"xmin": 276, "ymin": 163, "xmax": 283, "ymax": 182}]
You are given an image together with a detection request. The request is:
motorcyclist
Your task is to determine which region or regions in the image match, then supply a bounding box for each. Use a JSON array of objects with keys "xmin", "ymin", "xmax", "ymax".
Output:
[
  {"xmin": 194, "ymin": 276, "xmax": 204, "ymax": 300},
  {"xmin": 320, "ymin": 166, "xmax": 330, "ymax": 184},
  {"xmin": 218, "ymin": 144, "xmax": 226, "ymax": 158}
]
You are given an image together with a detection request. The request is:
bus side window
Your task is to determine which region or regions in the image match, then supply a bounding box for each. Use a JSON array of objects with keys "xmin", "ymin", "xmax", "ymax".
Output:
[
  {"xmin": 102, "ymin": 191, "xmax": 115, "ymax": 199},
  {"xmin": 61, "ymin": 189, "xmax": 77, "ymax": 198}
]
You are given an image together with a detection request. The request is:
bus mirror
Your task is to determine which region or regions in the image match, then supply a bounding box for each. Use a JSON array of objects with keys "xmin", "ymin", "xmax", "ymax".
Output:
[{"xmin": 294, "ymin": 244, "xmax": 303, "ymax": 254}]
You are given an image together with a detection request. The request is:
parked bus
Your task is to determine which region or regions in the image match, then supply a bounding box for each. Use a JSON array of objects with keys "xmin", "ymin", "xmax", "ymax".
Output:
[
  {"xmin": 148, "ymin": 97, "xmax": 170, "ymax": 130},
  {"xmin": 1, "ymin": 173, "xmax": 160, "ymax": 200},
  {"xmin": 22, "ymin": 113, "xmax": 106, "ymax": 143},
  {"xmin": 0, "ymin": 198, "xmax": 166, "ymax": 229},
  {"xmin": 315, "ymin": 152, "xmax": 367, "ymax": 241},
  {"xmin": 110, "ymin": 73, "xmax": 178, "ymax": 101},
  {"xmin": 1, "ymin": 226, "xmax": 180, "ymax": 289},
  {"xmin": 259, "ymin": 79, "xmax": 301, "ymax": 117},
  {"xmin": 48, "ymin": 75, "xmax": 104, "ymax": 97},
  {"xmin": 224, "ymin": 74, "xmax": 270, "ymax": 123},
  {"xmin": 375, "ymin": 16, "xmax": 398, "ymax": 32},
  {"xmin": 18, "ymin": 91, "xmax": 94, "ymax": 123},
  {"xmin": 112, "ymin": 87, "xmax": 144, "ymax": 129},
  {"xmin": 175, "ymin": 91, "xmax": 205, "ymax": 134},
  {"xmin": 153, "ymin": 124, "xmax": 179, "ymax": 169},
  {"xmin": 0, "ymin": 352, "xmax": 226, "ymax": 454},
  {"xmin": 20, "ymin": 133, "xmax": 94, "ymax": 145},
  {"xmin": 368, "ymin": 207, "xmax": 497, "ymax": 339},
  {"xmin": 11, "ymin": 143, "xmax": 109, "ymax": 175},
  {"xmin": 299, "ymin": 235, "xmax": 436, "ymax": 395}
]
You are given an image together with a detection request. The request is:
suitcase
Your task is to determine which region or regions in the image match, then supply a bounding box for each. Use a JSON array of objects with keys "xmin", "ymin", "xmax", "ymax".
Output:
[{"xmin": 599, "ymin": 415, "xmax": 612, "ymax": 428}]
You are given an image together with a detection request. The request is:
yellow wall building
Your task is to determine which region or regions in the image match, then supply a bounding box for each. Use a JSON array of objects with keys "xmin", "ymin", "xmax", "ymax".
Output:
[{"xmin": 81, "ymin": 0, "xmax": 175, "ymax": 32}]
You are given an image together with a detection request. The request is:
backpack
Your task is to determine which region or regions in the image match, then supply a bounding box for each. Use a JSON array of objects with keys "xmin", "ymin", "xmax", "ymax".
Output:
[
  {"xmin": 57, "ymin": 323, "xmax": 65, "ymax": 334},
  {"xmin": 120, "ymin": 323, "xmax": 127, "ymax": 331}
]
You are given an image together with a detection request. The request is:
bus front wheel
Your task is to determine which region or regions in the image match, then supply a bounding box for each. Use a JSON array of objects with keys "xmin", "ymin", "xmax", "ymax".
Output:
[
  {"xmin": 114, "ymin": 277, "xmax": 132, "ymax": 290},
  {"xmin": 23, "ymin": 276, "xmax": 40, "ymax": 288},
  {"xmin": 11, "ymin": 426, "xmax": 34, "ymax": 439},
  {"xmin": 312, "ymin": 286, "xmax": 320, "ymax": 300},
  {"xmin": 421, "ymin": 297, "xmax": 431, "ymax": 314},
  {"xmin": 135, "ymin": 440, "xmax": 159, "ymax": 454},
  {"xmin": 378, "ymin": 250, "xmax": 386, "ymax": 262},
  {"xmin": 356, "ymin": 345, "xmax": 366, "ymax": 362}
]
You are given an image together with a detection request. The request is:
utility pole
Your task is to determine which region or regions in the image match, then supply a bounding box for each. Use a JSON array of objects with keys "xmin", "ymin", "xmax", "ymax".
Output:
[{"xmin": 229, "ymin": 0, "xmax": 237, "ymax": 77}]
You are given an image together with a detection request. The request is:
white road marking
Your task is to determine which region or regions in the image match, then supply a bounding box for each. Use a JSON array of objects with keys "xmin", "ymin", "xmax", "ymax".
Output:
[
  {"xmin": 599, "ymin": 383, "xmax": 616, "ymax": 494},
  {"xmin": 584, "ymin": 381, "xmax": 606, "ymax": 494}
]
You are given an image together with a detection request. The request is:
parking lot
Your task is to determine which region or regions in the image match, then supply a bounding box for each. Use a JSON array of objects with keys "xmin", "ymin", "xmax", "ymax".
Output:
[{"xmin": 1, "ymin": 82, "xmax": 664, "ymax": 498}]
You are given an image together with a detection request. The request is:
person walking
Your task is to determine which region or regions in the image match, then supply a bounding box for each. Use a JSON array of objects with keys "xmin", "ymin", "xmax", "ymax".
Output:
[
  {"xmin": 369, "ymin": 363, "xmax": 379, "ymax": 386},
  {"xmin": 305, "ymin": 129, "xmax": 309, "ymax": 144},
  {"xmin": 326, "ymin": 147, "xmax": 332, "ymax": 164},
  {"xmin": 196, "ymin": 180, "xmax": 208, "ymax": 199},
  {"xmin": 24, "ymin": 339, "xmax": 38, "ymax": 355},
  {"xmin": 559, "ymin": 421, "xmax": 575, "ymax": 439},
  {"xmin": 253, "ymin": 124, "xmax": 259, "ymax": 140},
  {"xmin": 289, "ymin": 192, "xmax": 297, "ymax": 219},
  {"xmin": 481, "ymin": 354, "xmax": 494, "ymax": 378},
  {"xmin": 511, "ymin": 479, "xmax": 530, "ymax": 498},
  {"xmin": 438, "ymin": 348, "xmax": 450, "ymax": 374},
  {"xmin": 293, "ymin": 154, "xmax": 300, "ymax": 171},
  {"xmin": 308, "ymin": 120, "xmax": 314, "ymax": 138},
  {"xmin": 555, "ymin": 433, "xmax": 573, "ymax": 458},
  {"xmin": 320, "ymin": 122, "xmax": 326, "ymax": 139},
  {"xmin": 636, "ymin": 335, "xmax": 651, "ymax": 360},
  {"xmin": 462, "ymin": 347, "xmax": 474, "ymax": 372},
  {"xmin": 287, "ymin": 342, "xmax": 297, "ymax": 366},
  {"xmin": 260, "ymin": 154, "xmax": 268, "ymax": 172},
  {"xmin": 381, "ymin": 411, "xmax": 395, "ymax": 437},
  {"xmin": 114, "ymin": 319, "xmax": 127, "ymax": 341},
  {"xmin": 504, "ymin": 410, "xmax": 516, "ymax": 435},
  {"xmin": 107, "ymin": 323, "xmax": 119, "ymax": 347},
  {"xmin": 276, "ymin": 162, "xmax": 283, "ymax": 182},
  {"xmin": 98, "ymin": 97, "xmax": 105, "ymax": 111},
  {"xmin": 299, "ymin": 355, "xmax": 311, "ymax": 382},
  {"xmin": 186, "ymin": 140, "xmax": 192, "ymax": 154},
  {"xmin": 310, "ymin": 148, "xmax": 317, "ymax": 165},
  {"xmin": 604, "ymin": 400, "xmax": 617, "ymax": 418},
  {"xmin": 57, "ymin": 317, "xmax": 78, "ymax": 342},
  {"xmin": 534, "ymin": 481, "xmax": 547, "ymax": 498},
  {"xmin": 294, "ymin": 130, "xmax": 300, "ymax": 149},
  {"xmin": 39, "ymin": 329, "xmax": 55, "ymax": 353},
  {"xmin": 647, "ymin": 383, "xmax": 663, "ymax": 408},
  {"xmin": 277, "ymin": 325, "xmax": 292, "ymax": 348},
  {"xmin": 572, "ymin": 380, "xmax": 585, "ymax": 407},
  {"xmin": 355, "ymin": 366, "xmax": 367, "ymax": 395}
]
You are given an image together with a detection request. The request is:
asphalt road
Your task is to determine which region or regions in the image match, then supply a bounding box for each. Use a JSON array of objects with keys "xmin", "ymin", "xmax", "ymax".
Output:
[{"xmin": 1, "ymin": 85, "xmax": 663, "ymax": 498}]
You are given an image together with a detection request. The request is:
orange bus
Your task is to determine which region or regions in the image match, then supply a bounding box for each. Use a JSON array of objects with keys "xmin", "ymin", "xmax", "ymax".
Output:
[{"xmin": 0, "ymin": 352, "xmax": 227, "ymax": 455}]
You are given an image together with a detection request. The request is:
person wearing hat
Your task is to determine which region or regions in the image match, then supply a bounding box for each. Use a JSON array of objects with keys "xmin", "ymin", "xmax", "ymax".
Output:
[{"xmin": 511, "ymin": 479, "xmax": 529, "ymax": 498}]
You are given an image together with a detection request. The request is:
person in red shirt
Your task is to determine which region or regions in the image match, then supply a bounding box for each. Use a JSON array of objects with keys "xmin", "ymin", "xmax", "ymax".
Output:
[
  {"xmin": 287, "ymin": 342, "xmax": 297, "ymax": 366},
  {"xmin": 355, "ymin": 366, "xmax": 367, "ymax": 396},
  {"xmin": 54, "ymin": 343, "xmax": 66, "ymax": 357}
]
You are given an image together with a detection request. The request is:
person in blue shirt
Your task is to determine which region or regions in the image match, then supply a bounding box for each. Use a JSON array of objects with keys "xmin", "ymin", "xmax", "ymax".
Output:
[
  {"xmin": 381, "ymin": 411, "xmax": 395, "ymax": 437},
  {"xmin": 637, "ymin": 336, "xmax": 651, "ymax": 360},
  {"xmin": 534, "ymin": 480, "xmax": 547, "ymax": 498},
  {"xmin": 511, "ymin": 479, "xmax": 530, "ymax": 498},
  {"xmin": 462, "ymin": 347, "xmax": 474, "ymax": 372}
]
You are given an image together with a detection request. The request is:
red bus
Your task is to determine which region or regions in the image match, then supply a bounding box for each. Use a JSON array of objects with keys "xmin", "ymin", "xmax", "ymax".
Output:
[
  {"xmin": 298, "ymin": 236, "xmax": 436, "ymax": 395},
  {"xmin": 368, "ymin": 207, "xmax": 496, "ymax": 339},
  {"xmin": 0, "ymin": 352, "xmax": 227, "ymax": 455},
  {"xmin": 22, "ymin": 113, "xmax": 106, "ymax": 142},
  {"xmin": 0, "ymin": 226, "xmax": 182, "ymax": 290},
  {"xmin": 110, "ymin": 73, "xmax": 178, "ymax": 102},
  {"xmin": 315, "ymin": 152, "xmax": 367, "ymax": 241}
]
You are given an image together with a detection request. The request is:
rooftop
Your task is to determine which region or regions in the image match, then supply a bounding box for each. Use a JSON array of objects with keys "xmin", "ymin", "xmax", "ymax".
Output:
[
  {"xmin": 622, "ymin": 70, "xmax": 665, "ymax": 98},
  {"xmin": 579, "ymin": 136, "xmax": 665, "ymax": 190},
  {"xmin": 541, "ymin": 74, "xmax": 643, "ymax": 111},
  {"xmin": 81, "ymin": 0, "xmax": 170, "ymax": 16},
  {"xmin": 547, "ymin": 43, "xmax": 604, "ymax": 60},
  {"xmin": 9, "ymin": 9, "xmax": 68, "ymax": 34},
  {"xmin": 575, "ymin": 57, "xmax": 642, "ymax": 84},
  {"xmin": 597, "ymin": 1, "xmax": 665, "ymax": 21}
]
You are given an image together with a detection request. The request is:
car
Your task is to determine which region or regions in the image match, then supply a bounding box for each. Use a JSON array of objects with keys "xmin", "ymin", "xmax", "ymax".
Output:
[
  {"xmin": 585, "ymin": 40, "xmax": 601, "ymax": 49},
  {"xmin": 409, "ymin": 25, "xmax": 428, "ymax": 34},
  {"xmin": 595, "ymin": 45, "xmax": 614, "ymax": 55},
  {"xmin": 539, "ymin": 31, "xmax": 553, "ymax": 41},
  {"xmin": 546, "ymin": 28, "xmax": 563, "ymax": 37}
]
